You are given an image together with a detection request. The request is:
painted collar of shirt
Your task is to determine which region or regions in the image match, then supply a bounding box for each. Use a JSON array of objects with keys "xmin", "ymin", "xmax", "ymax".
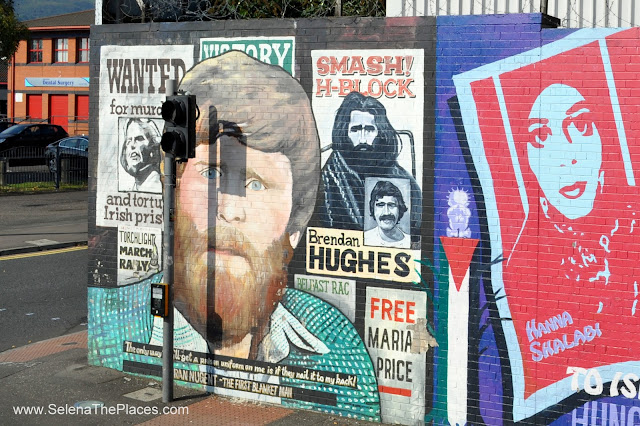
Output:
[
  {"xmin": 149, "ymin": 302, "xmax": 329, "ymax": 363},
  {"xmin": 365, "ymin": 225, "xmax": 411, "ymax": 248}
]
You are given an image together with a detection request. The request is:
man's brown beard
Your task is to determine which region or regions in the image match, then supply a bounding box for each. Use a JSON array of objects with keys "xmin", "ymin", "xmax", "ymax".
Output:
[{"xmin": 173, "ymin": 212, "xmax": 290, "ymax": 353}]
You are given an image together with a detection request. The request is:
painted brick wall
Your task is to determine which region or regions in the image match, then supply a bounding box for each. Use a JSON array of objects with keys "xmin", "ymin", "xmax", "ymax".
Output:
[
  {"xmin": 87, "ymin": 14, "xmax": 640, "ymax": 425},
  {"xmin": 438, "ymin": 15, "xmax": 640, "ymax": 425}
]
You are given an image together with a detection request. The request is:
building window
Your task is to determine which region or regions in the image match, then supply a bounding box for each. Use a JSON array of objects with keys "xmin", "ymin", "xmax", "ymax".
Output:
[
  {"xmin": 29, "ymin": 39, "xmax": 43, "ymax": 63},
  {"xmin": 78, "ymin": 37, "xmax": 89, "ymax": 63},
  {"xmin": 54, "ymin": 38, "xmax": 69, "ymax": 63}
]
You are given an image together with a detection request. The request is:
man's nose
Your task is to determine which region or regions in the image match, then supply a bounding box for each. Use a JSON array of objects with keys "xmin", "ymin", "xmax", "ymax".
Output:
[{"xmin": 215, "ymin": 191, "xmax": 245, "ymax": 223}]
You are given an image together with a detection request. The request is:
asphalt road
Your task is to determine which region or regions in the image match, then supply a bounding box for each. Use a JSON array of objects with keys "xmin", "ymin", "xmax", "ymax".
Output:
[
  {"xmin": 0, "ymin": 247, "xmax": 88, "ymax": 352},
  {"xmin": 0, "ymin": 190, "xmax": 88, "ymax": 252}
]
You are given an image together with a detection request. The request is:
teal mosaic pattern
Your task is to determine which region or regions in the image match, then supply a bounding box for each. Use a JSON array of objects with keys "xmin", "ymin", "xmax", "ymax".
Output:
[
  {"xmin": 280, "ymin": 289, "xmax": 381, "ymax": 422},
  {"xmin": 88, "ymin": 280, "xmax": 380, "ymax": 420},
  {"xmin": 88, "ymin": 273, "xmax": 162, "ymax": 370}
]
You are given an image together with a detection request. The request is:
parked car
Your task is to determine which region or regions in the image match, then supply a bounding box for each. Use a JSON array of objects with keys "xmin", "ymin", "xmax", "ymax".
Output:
[
  {"xmin": 0, "ymin": 122, "xmax": 16, "ymax": 133},
  {"xmin": 0, "ymin": 124, "xmax": 68, "ymax": 152},
  {"xmin": 45, "ymin": 136, "xmax": 89, "ymax": 173}
]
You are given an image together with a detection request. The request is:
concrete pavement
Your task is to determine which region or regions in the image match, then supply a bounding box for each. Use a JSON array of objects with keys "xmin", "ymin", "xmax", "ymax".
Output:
[{"xmin": 0, "ymin": 190, "xmax": 387, "ymax": 425}]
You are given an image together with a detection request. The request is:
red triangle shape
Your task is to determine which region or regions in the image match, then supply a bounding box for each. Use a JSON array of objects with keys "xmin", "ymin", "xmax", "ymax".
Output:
[{"xmin": 440, "ymin": 236, "xmax": 479, "ymax": 291}]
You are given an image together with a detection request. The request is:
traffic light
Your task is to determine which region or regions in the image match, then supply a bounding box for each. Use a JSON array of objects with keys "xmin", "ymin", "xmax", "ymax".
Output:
[{"xmin": 160, "ymin": 94, "xmax": 196, "ymax": 162}]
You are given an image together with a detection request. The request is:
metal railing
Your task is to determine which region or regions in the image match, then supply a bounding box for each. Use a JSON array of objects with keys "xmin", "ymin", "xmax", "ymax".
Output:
[{"xmin": 0, "ymin": 146, "xmax": 88, "ymax": 192}]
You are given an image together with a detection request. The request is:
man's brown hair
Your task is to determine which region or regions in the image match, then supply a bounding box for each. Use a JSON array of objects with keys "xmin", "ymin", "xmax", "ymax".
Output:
[{"xmin": 177, "ymin": 50, "xmax": 320, "ymax": 238}]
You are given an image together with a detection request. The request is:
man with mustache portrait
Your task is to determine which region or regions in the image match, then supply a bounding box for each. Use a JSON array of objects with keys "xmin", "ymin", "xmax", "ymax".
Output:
[
  {"xmin": 364, "ymin": 180, "xmax": 411, "ymax": 249},
  {"xmin": 314, "ymin": 92, "xmax": 421, "ymax": 240}
]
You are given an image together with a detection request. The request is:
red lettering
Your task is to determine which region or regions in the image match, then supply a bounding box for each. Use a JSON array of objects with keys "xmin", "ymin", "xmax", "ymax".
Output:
[
  {"xmin": 368, "ymin": 79, "xmax": 383, "ymax": 98},
  {"xmin": 372, "ymin": 298, "xmax": 418, "ymax": 323},
  {"xmin": 371, "ymin": 297, "xmax": 380, "ymax": 318},
  {"xmin": 338, "ymin": 79, "xmax": 359, "ymax": 96},
  {"xmin": 406, "ymin": 302, "xmax": 416, "ymax": 324},
  {"xmin": 316, "ymin": 78, "xmax": 332, "ymax": 96},
  {"xmin": 384, "ymin": 56, "xmax": 404, "ymax": 75},
  {"xmin": 394, "ymin": 300, "xmax": 405, "ymax": 322},
  {"xmin": 382, "ymin": 298, "xmax": 393, "ymax": 320},
  {"xmin": 316, "ymin": 56, "xmax": 330, "ymax": 76},
  {"xmin": 330, "ymin": 56, "xmax": 349, "ymax": 75},
  {"xmin": 384, "ymin": 79, "xmax": 397, "ymax": 97},
  {"xmin": 366, "ymin": 56, "xmax": 384, "ymax": 75},
  {"xmin": 397, "ymin": 78, "xmax": 415, "ymax": 98},
  {"xmin": 404, "ymin": 55, "xmax": 414, "ymax": 74},
  {"xmin": 347, "ymin": 56, "xmax": 365, "ymax": 74}
]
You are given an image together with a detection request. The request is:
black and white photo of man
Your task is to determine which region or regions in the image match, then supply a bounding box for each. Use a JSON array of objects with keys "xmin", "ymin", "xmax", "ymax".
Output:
[
  {"xmin": 119, "ymin": 118, "xmax": 162, "ymax": 193},
  {"xmin": 364, "ymin": 179, "xmax": 411, "ymax": 249},
  {"xmin": 314, "ymin": 92, "xmax": 422, "ymax": 237}
]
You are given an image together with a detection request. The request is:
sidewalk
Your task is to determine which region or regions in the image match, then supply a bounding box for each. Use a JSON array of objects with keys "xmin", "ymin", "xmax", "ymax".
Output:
[{"xmin": 0, "ymin": 331, "xmax": 384, "ymax": 425}]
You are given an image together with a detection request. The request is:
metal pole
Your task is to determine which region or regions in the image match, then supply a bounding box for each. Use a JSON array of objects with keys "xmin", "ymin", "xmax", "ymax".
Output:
[
  {"xmin": 540, "ymin": 0, "xmax": 549, "ymax": 15},
  {"xmin": 162, "ymin": 79, "xmax": 177, "ymax": 404}
]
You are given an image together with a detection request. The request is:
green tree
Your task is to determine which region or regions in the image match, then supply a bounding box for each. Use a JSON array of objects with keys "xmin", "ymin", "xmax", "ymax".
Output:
[{"xmin": 0, "ymin": 0, "xmax": 29, "ymax": 61}]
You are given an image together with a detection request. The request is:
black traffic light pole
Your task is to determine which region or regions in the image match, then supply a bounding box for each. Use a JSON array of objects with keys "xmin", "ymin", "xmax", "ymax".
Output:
[
  {"xmin": 160, "ymin": 80, "xmax": 197, "ymax": 404},
  {"xmin": 162, "ymin": 79, "xmax": 177, "ymax": 403}
]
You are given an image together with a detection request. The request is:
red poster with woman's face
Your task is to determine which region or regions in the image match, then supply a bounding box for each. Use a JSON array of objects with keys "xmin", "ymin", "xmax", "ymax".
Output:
[{"xmin": 454, "ymin": 27, "xmax": 640, "ymax": 421}]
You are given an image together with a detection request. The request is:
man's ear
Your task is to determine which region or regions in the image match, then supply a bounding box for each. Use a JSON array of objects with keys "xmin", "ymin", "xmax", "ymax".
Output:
[{"xmin": 289, "ymin": 231, "xmax": 301, "ymax": 249}]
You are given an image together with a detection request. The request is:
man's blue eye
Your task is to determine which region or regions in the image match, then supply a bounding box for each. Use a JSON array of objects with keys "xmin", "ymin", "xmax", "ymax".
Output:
[
  {"xmin": 247, "ymin": 179, "xmax": 266, "ymax": 191},
  {"xmin": 199, "ymin": 168, "xmax": 221, "ymax": 179}
]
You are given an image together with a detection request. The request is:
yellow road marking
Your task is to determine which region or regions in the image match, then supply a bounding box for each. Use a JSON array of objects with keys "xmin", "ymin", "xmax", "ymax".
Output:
[{"xmin": 0, "ymin": 245, "xmax": 87, "ymax": 261}]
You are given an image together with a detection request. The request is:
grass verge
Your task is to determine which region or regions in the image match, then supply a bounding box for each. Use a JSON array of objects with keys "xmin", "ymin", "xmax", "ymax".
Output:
[{"xmin": 0, "ymin": 181, "xmax": 88, "ymax": 195}]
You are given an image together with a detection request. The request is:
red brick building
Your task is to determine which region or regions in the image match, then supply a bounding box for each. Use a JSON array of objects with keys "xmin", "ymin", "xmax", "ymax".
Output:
[
  {"xmin": 7, "ymin": 10, "xmax": 93, "ymax": 136},
  {"xmin": 0, "ymin": 62, "xmax": 8, "ymax": 119}
]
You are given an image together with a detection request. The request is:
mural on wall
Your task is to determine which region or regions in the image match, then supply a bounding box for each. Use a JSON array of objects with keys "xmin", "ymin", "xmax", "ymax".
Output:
[
  {"xmin": 117, "ymin": 117, "xmax": 163, "ymax": 194},
  {"xmin": 451, "ymin": 25, "xmax": 640, "ymax": 423},
  {"xmin": 199, "ymin": 36, "xmax": 295, "ymax": 75},
  {"xmin": 117, "ymin": 225, "xmax": 161, "ymax": 285},
  {"xmin": 93, "ymin": 45, "xmax": 194, "ymax": 285},
  {"xmin": 306, "ymin": 48, "xmax": 430, "ymax": 424},
  {"xmin": 311, "ymin": 50, "xmax": 423, "ymax": 239},
  {"xmin": 89, "ymin": 38, "xmax": 434, "ymax": 423},
  {"xmin": 96, "ymin": 45, "xmax": 192, "ymax": 228},
  {"xmin": 89, "ymin": 15, "xmax": 640, "ymax": 426}
]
